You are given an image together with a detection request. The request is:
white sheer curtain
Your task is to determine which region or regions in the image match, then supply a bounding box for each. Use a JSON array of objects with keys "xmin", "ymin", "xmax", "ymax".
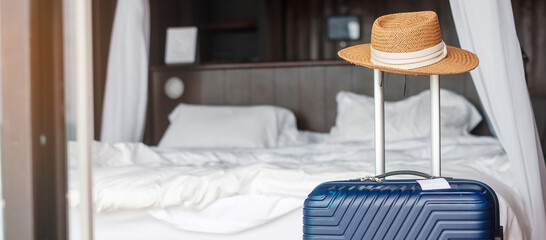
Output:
[
  {"xmin": 101, "ymin": 0, "xmax": 150, "ymax": 143},
  {"xmin": 450, "ymin": 0, "xmax": 546, "ymax": 239}
]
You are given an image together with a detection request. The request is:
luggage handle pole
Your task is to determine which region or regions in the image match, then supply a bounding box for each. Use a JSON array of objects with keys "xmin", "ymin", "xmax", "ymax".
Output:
[
  {"xmin": 430, "ymin": 75, "xmax": 441, "ymax": 177},
  {"xmin": 373, "ymin": 72, "xmax": 441, "ymax": 177},
  {"xmin": 374, "ymin": 69, "xmax": 385, "ymax": 176}
]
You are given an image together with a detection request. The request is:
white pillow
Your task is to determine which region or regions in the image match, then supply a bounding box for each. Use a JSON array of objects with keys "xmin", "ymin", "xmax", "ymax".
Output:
[
  {"xmin": 158, "ymin": 104, "xmax": 300, "ymax": 148},
  {"xmin": 329, "ymin": 89, "xmax": 482, "ymax": 142}
]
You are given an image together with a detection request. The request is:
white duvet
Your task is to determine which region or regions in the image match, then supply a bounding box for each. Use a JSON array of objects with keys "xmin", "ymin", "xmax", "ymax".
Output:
[{"xmin": 68, "ymin": 135, "xmax": 527, "ymax": 239}]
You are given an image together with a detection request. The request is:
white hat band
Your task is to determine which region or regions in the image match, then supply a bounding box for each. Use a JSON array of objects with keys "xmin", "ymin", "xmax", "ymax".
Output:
[{"xmin": 370, "ymin": 41, "xmax": 448, "ymax": 70}]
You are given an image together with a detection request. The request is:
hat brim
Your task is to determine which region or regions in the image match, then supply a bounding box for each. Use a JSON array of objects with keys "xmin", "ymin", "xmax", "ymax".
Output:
[{"xmin": 338, "ymin": 44, "xmax": 479, "ymax": 75}]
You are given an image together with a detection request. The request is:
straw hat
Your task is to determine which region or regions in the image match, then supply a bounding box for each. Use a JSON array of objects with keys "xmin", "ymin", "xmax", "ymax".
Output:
[{"xmin": 338, "ymin": 11, "xmax": 478, "ymax": 75}]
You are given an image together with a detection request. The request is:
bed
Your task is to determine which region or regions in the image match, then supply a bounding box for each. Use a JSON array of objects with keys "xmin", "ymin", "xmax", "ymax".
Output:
[
  {"xmin": 70, "ymin": 64, "xmax": 529, "ymax": 239},
  {"xmin": 69, "ymin": 133, "xmax": 525, "ymax": 239}
]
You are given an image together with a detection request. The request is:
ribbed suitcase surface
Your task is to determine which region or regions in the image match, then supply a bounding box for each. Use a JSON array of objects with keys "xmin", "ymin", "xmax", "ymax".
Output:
[{"xmin": 303, "ymin": 179, "xmax": 501, "ymax": 240}]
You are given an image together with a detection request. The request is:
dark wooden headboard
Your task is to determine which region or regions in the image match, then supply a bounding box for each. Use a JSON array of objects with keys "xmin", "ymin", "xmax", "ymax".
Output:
[{"xmin": 145, "ymin": 61, "xmax": 489, "ymax": 145}]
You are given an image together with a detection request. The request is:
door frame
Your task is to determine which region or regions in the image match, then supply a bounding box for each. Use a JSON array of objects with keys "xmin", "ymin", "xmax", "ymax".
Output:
[{"xmin": 1, "ymin": 0, "xmax": 68, "ymax": 239}]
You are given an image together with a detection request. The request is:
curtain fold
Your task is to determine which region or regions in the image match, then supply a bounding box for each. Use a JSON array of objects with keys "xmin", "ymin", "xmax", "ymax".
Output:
[
  {"xmin": 450, "ymin": 0, "xmax": 546, "ymax": 239},
  {"xmin": 101, "ymin": 0, "xmax": 150, "ymax": 143}
]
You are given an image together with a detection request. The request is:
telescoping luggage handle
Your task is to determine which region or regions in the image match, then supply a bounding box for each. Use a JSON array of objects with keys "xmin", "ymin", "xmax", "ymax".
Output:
[
  {"xmin": 374, "ymin": 70, "xmax": 441, "ymax": 177},
  {"xmin": 375, "ymin": 170, "xmax": 444, "ymax": 179},
  {"xmin": 353, "ymin": 170, "xmax": 452, "ymax": 183}
]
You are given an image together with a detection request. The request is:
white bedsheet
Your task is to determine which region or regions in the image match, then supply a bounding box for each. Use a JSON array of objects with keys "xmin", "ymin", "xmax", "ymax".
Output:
[
  {"xmin": 70, "ymin": 206, "xmax": 303, "ymax": 240},
  {"xmin": 68, "ymin": 135, "xmax": 527, "ymax": 239}
]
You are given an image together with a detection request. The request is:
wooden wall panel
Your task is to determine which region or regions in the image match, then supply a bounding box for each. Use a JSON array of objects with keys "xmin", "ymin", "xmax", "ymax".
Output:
[
  {"xmin": 250, "ymin": 69, "xmax": 275, "ymax": 104},
  {"xmin": 405, "ymin": 76, "xmax": 430, "ymax": 99},
  {"xmin": 326, "ymin": 66, "xmax": 352, "ymax": 127},
  {"xmin": 464, "ymin": 73, "xmax": 481, "ymax": 109},
  {"xmin": 200, "ymin": 70, "xmax": 226, "ymax": 104},
  {"xmin": 350, "ymin": 67, "xmax": 374, "ymax": 96},
  {"xmin": 300, "ymin": 67, "xmax": 326, "ymax": 131},
  {"xmin": 147, "ymin": 63, "xmax": 486, "ymax": 144},
  {"xmin": 225, "ymin": 70, "xmax": 251, "ymax": 105},
  {"xmin": 382, "ymin": 72, "xmax": 408, "ymax": 100},
  {"xmin": 274, "ymin": 68, "xmax": 300, "ymax": 113},
  {"xmin": 440, "ymin": 74, "xmax": 466, "ymax": 94}
]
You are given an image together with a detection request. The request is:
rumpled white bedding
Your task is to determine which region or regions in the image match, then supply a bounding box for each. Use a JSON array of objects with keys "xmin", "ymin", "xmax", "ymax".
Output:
[{"xmin": 68, "ymin": 135, "xmax": 526, "ymax": 239}]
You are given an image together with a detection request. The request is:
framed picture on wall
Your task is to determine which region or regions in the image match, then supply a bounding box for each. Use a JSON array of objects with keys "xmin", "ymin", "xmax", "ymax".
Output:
[{"xmin": 165, "ymin": 26, "xmax": 198, "ymax": 64}]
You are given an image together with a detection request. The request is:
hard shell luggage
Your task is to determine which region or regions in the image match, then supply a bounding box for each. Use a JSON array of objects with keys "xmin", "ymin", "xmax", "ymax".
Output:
[{"xmin": 302, "ymin": 71, "xmax": 503, "ymax": 240}]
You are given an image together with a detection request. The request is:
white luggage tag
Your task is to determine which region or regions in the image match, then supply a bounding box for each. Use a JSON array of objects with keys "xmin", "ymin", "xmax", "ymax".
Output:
[{"xmin": 417, "ymin": 178, "xmax": 451, "ymax": 190}]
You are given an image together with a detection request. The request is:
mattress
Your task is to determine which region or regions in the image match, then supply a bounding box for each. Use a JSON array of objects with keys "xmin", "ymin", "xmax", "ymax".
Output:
[{"xmin": 68, "ymin": 135, "xmax": 527, "ymax": 239}]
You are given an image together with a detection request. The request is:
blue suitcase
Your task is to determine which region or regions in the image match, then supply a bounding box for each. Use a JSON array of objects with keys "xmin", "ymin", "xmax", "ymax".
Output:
[
  {"xmin": 303, "ymin": 72, "xmax": 503, "ymax": 239},
  {"xmin": 303, "ymin": 171, "xmax": 503, "ymax": 239}
]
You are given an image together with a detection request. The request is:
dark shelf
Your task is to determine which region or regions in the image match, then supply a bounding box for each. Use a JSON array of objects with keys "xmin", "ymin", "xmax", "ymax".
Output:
[
  {"xmin": 151, "ymin": 60, "xmax": 350, "ymax": 72},
  {"xmin": 199, "ymin": 21, "xmax": 258, "ymax": 31}
]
